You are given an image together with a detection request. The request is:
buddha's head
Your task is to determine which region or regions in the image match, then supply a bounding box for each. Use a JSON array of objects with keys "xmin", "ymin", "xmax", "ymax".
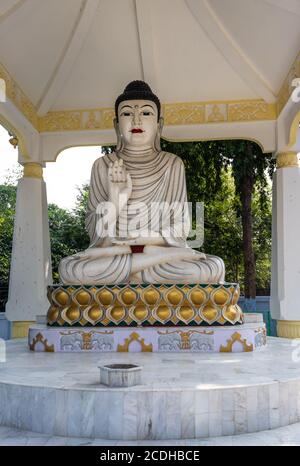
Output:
[{"xmin": 114, "ymin": 80, "xmax": 163, "ymax": 151}]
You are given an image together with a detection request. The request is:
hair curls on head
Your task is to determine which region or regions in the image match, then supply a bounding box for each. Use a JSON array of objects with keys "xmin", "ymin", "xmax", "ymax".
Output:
[{"xmin": 115, "ymin": 80, "xmax": 161, "ymax": 122}]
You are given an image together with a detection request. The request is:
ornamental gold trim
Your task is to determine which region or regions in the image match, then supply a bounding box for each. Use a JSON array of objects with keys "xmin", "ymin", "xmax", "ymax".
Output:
[
  {"xmin": 23, "ymin": 162, "xmax": 43, "ymax": 178},
  {"xmin": 47, "ymin": 283, "xmax": 243, "ymax": 327},
  {"xmin": 0, "ymin": 63, "xmax": 38, "ymax": 129},
  {"xmin": 277, "ymin": 51, "xmax": 300, "ymax": 115},
  {"xmin": 39, "ymin": 100, "xmax": 277, "ymax": 132},
  {"xmin": 219, "ymin": 331, "xmax": 253, "ymax": 353},
  {"xmin": 117, "ymin": 331, "xmax": 153, "ymax": 352},
  {"xmin": 29, "ymin": 332, "xmax": 54, "ymax": 352},
  {"xmin": 276, "ymin": 152, "xmax": 299, "ymax": 169}
]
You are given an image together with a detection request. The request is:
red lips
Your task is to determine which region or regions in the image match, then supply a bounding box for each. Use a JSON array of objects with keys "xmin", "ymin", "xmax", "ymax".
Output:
[{"xmin": 131, "ymin": 128, "xmax": 144, "ymax": 133}]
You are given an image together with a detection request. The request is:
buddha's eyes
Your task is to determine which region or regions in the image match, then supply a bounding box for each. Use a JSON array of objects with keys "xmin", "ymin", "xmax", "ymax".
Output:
[{"xmin": 120, "ymin": 110, "xmax": 154, "ymax": 117}]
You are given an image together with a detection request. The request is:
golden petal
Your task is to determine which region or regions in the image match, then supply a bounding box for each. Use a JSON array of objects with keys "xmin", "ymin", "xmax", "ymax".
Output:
[
  {"xmin": 97, "ymin": 289, "xmax": 114, "ymax": 306},
  {"xmin": 223, "ymin": 305, "xmax": 239, "ymax": 323},
  {"xmin": 189, "ymin": 289, "xmax": 207, "ymax": 306},
  {"xmin": 177, "ymin": 305, "xmax": 195, "ymax": 323},
  {"xmin": 155, "ymin": 305, "xmax": 172, "ymax": 323},
  {"xmin": 74, "ymin": 290, "xmax": 92, "ymax": 306},
  {"xmin": 87, "ymin": 305, "xmax": 102, "ymax": 322},
  {"xmin": 201, "ymin": 304, "xmax": 218, "ymax": 324},
  {"xmin": 120, "ymin": 289, "xmax": 137, "ymax": 306},
  {"xmin": 166, "ymin": 289, "xmax": 184, "ymax": 306},
  {"xmin": 65, "ymin": 306, "xmax": 81, "ymax": 323},
  {"xmin": 110, "ymin": 306, "xmax": 126, "ymax": 323},
  {"xmin": 212, "ymin": 289, "xmax": 230, "ymax": 306},
  {"xmin": 47, "ymin": 307, "xmax": 59, "ymax": 323},
  {"xmin": 143, "ymin": 288, "xmax": 160, "ymax": 306},
  {"xmin": 132, "ymin": 304, "xmax": 148, "ymax": 322},
  {"xmin": 54, "ymin": 290, "xmax": 70, "ymax": 306}
]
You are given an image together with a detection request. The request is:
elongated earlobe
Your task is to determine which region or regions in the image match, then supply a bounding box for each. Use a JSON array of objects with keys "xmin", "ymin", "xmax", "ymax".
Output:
[
  {"xmin": 114, "ymin": 118, "xmax": 124, "ymax": 152},
  {"xmin": 154, "ymin": 117, "xmax": 164, "ymax": 152}
]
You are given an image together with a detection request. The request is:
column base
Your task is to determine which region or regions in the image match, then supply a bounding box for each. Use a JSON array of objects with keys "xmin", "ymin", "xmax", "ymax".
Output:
[
  {"xmin": 12, "ymin": 321, "xmax": 36, "ymax": 339},
  {"xmin": 277, "ymin": 320, "xmax": 300, "ymax": 338}
]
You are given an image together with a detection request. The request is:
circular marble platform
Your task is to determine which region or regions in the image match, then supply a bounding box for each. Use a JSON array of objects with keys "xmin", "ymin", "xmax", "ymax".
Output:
[{"xmin": 0, "ymin": 337, "xmax": 299, "ymax": 440}]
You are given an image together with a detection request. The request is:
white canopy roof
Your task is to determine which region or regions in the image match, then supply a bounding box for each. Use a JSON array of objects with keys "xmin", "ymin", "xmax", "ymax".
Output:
[
  {"xmin": 0, "ymin": 0, "xmax": 299, "ymax": 114},
  {"xmin": 0, "ymin": 0, "xmax": 299, "ymax": 158}
]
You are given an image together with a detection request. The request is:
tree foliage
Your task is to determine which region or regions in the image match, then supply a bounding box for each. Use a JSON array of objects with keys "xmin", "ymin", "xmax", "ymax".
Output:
[
  {"xmin": 49, "ymin": 185, "xmax": 90, "ymax": 281},
  {"xmin": 0, "ymin": 185, "xmax": 16, "ymax": 285}
]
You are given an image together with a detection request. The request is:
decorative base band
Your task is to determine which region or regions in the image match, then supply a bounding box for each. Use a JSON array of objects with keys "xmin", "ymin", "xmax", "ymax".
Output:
[
  {"xmin": 277, "ymin": 320, "xmax": 300, "ymax": 339},
  {"xmin": 12, "ymin": 321, "xmax": 36, "ymax": 339},
  {"xmin": 29, "ymin": 317, "xmax": 265, "ymax": 353},
  {"xmin": 47, "ymin": 283, "xmax": 243, "ymax": 327}
]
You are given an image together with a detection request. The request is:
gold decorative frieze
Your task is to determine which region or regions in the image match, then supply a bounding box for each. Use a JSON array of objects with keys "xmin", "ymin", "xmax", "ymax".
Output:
[
  {"xmin": 117, "ymin": 331, "xmax": 153, "ymax": 352},
  {"xmin": 163, "ymin": 103, "xmax": 205, "ymax": 125},
  {"xmin": 0, "ymin": 63, "xmax": 38, "ymax": 129},
  {"xmin": 47, "ymin": 283, "xmax": 243, "ymax": 327},
  {"xmin": 228, "ymin": 101, "xmax": 276, "ymax": 122},
  {"xmin": 38, "ymin": 100, "xmax": 277, "ymax": 133},
  {"xmin": 277, "ymin": 51, "xmax": 300, "ymax": 114},
  {"xmin": 220, "ymin": 331, "xmax": 253, "ymax": 353},
  {"xmin": 29, "ymin": 332, "xmax": 54, "ymax": 352}
]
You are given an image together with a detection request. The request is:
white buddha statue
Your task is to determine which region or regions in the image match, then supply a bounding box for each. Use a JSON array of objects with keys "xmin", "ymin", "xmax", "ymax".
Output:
[{"xmin": 59, "ymin": 81, "xmax": 225, "ymax": 285}]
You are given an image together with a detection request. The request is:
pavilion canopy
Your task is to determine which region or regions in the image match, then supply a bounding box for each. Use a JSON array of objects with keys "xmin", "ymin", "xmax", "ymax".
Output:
[{"xmin": 0, "ymin": 0, "xmax": 299, "ymax": 115}]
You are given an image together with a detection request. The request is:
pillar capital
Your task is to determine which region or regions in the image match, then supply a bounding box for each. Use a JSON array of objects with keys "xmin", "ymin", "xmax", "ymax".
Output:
[
  {"xmin": 277, "ymin": 320, "xmax": 300, "ymax": 339},
  {"xmin": 23, "ymin": 162, "xmax": 43, "ymax": 179},
  {"xmin": 276, "ymin": 151, "xmax": 299, "ymax": 169}
]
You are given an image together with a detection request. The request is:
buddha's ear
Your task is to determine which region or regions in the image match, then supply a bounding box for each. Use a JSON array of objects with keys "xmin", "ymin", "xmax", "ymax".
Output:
[
  {"xmin": 154, "ymin": 117, "xmax": 164, "ymax": 152},
  {"xmin": 114, "ymin": 117, "xmax": 124, "ymax": 152}
]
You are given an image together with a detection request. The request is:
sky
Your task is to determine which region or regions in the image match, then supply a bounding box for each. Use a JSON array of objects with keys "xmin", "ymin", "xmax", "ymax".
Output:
[{"xmin": 0, "ymin": 125, "xmax": 102, "ymax": 209}]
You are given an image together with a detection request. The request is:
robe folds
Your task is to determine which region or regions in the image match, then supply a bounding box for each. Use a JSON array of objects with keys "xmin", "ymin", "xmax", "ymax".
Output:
[{"xmin": 59, "ymin": 150, "xmax": 225, "ymax": 284}]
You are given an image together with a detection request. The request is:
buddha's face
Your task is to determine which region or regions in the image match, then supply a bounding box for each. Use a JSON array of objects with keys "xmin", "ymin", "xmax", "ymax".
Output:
[{"xmin": 118, "ymin": 99, "xmax": 159, "ymax": 150}]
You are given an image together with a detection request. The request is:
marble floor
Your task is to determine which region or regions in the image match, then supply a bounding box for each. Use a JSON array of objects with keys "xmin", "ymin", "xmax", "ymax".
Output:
[
  {"xmin": 1, "ymin": 337, "xmax": 300, "ymax": 440},
  {"xmin": 0, "ymin": 423, "xmax": 300, "ymax": 446}
]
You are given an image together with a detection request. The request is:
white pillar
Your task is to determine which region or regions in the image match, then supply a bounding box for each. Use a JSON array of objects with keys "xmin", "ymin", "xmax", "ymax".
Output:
[
  {"xmin": 5, "ymin": 163, "xmax": 52, "ymax": 338},
  {"xmin": 271, "ymin": 152, "xmax": 300, "ymax": 338}
]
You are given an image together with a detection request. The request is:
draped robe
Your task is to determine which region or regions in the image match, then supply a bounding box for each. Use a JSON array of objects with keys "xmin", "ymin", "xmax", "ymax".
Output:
[{"xmin": 59, "ymin": 150, "xmax": 225, "ymax": 284}]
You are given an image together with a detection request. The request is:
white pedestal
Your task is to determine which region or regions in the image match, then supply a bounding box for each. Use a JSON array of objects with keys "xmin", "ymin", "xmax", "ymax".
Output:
[{"xmin": 28, "ymin": 314, "xmax": 266, "ymax": 353}]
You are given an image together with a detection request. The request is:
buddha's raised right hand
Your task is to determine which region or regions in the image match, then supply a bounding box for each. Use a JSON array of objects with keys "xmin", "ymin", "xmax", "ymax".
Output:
[{"xmin": 108, "ymin": 159, "xmax": 132, "ymax": 213}]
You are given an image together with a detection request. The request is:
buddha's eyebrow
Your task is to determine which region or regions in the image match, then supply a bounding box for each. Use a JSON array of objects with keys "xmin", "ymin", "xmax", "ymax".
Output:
[
  {"xmin": 120, "ymin": 105, "xmax": 133, "ymax": 110},
  {"xmin": 141, "ymin": 104, "xmax": 155, "ymax": 109}
]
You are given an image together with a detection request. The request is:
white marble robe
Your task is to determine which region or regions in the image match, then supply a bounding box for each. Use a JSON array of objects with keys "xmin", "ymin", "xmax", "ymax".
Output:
[{"xmin": 59, "ymin": 150, "xmax": 225, "ymax": 284}]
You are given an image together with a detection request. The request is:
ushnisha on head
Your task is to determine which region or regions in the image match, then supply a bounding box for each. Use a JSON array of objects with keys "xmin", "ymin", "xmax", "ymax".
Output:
[{"xmin": 114, "ymin": 80, "xmax": 163, "ymax": 151}]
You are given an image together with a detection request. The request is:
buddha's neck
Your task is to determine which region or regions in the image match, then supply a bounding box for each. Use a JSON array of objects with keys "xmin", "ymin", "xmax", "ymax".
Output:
[{"xmin": 120, "ymin": 146, "xmax": 159, "ymax": 162}]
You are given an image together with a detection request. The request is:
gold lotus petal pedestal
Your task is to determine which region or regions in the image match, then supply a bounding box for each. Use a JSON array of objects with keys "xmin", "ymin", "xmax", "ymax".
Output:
[{"xmin": 47, "ymin": 283, "xmax": 243, "ymax": 327}]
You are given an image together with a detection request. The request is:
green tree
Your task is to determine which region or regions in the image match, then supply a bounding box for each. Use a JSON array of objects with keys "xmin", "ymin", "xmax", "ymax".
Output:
[
  {"xmin": 0, "ymin": 184, "xmax": 17, "ymax": 285},
  {"xmin": 160, "ymin": 139, "xmax": 275, "ymax": 298},
  {"xmin": 49, "ymin": 185, "xmax": 90, "ymax": 280}
]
